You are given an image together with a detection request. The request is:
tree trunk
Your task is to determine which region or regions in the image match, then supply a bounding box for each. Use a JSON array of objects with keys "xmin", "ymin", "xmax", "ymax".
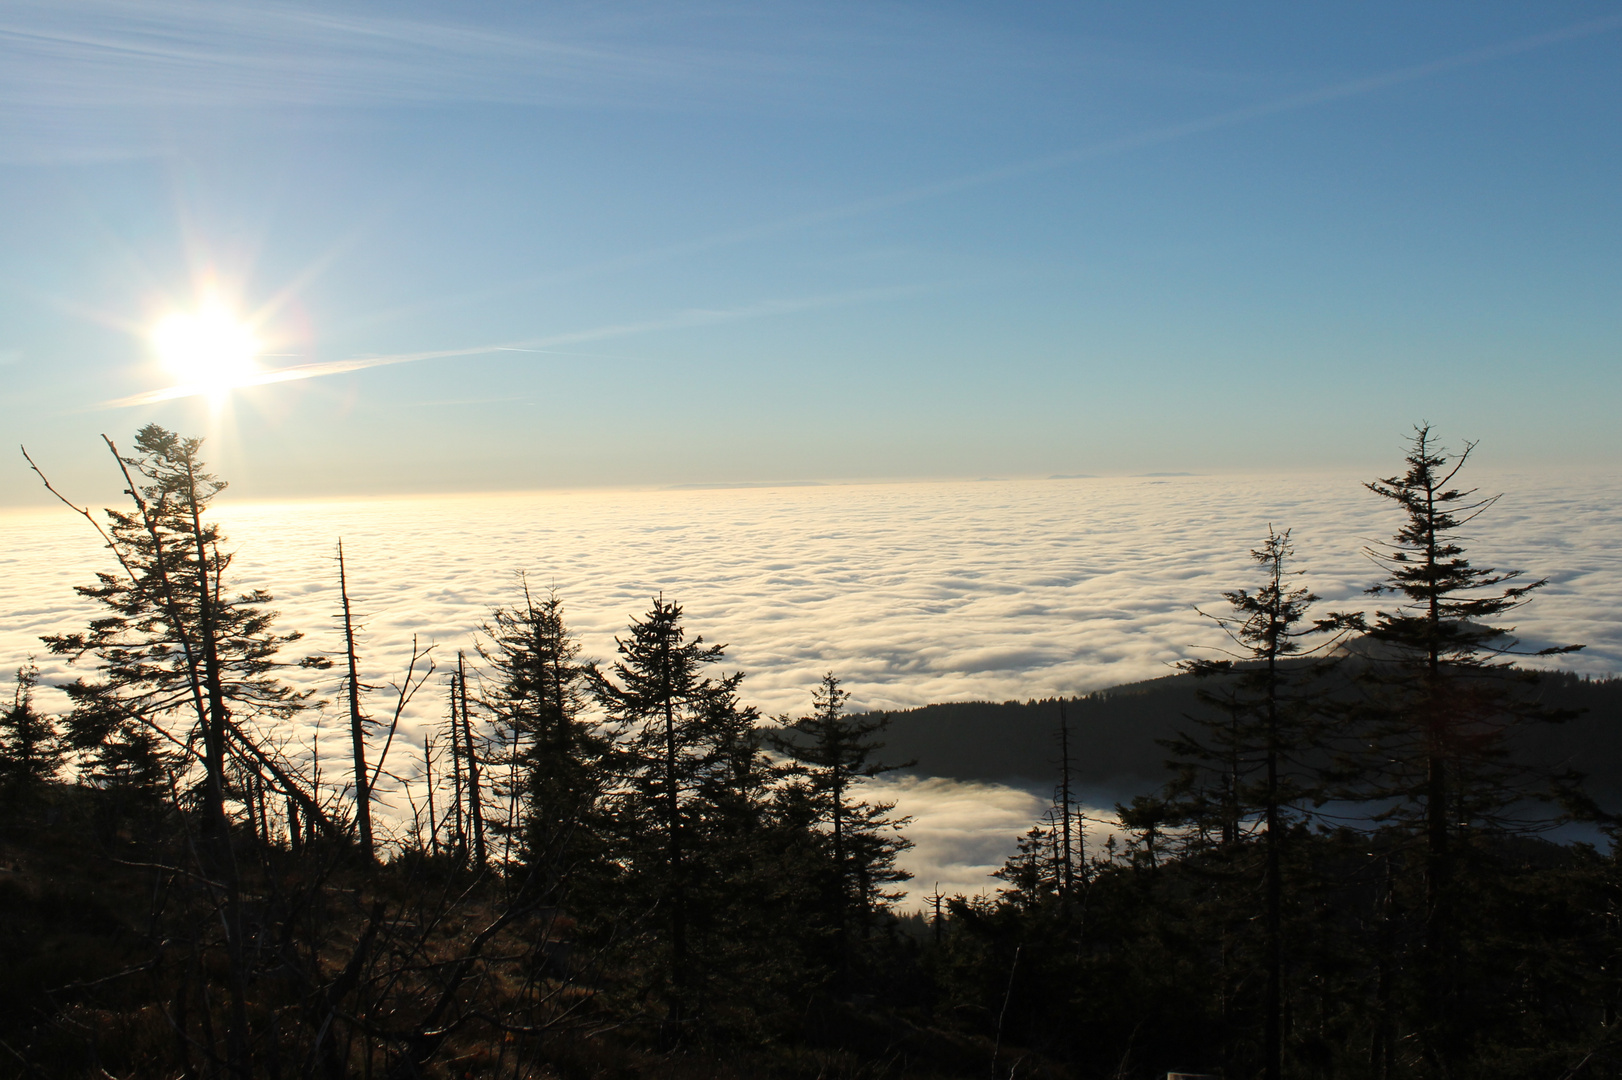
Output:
[
  {"xmin": 460, "ymin": 652, "xmax": 486, "ymax": 867},
  {"xmin": 1059, "ymin": 699, "xmax": 1076, "ymax": 893},
  {"xmin": 339, "ymin": 541, "xmax": 373, "ymax": 858}
]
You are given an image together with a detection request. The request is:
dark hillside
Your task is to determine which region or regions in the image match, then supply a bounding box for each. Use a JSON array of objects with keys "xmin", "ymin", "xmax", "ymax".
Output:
[
  {"xmin": 880, "ymin": 669, "xmax": 1622, "ymax": 803},
  {"xmin": 880, "ymin": 676, "xmax": 1197, "ymax": 793}
]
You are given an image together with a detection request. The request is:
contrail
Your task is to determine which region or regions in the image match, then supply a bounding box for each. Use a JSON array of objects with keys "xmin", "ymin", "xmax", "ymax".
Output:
[
  {"xmin": 846, "ymin": 12, "xmax": 1622, "ymax": 211},
  {"xmin": 97, "ymin": 283, "xmax": 938, "ymax": 409},
  {"xmin": 99, "ymin": 13, "xmax": 1622, "ymax": 411},
  {"xmin": 395, "ymin": 13, "xmax": 1622, "ymax": 314}
]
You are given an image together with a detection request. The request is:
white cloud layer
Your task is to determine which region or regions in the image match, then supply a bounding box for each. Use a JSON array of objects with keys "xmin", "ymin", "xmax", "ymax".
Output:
[{"xmin": 4, "ymin": 471, "xmax": 1619, "ymax": 902}]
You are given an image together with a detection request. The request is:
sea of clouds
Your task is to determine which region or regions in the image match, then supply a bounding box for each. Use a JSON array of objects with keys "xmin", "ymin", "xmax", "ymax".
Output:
[{"xmin": 4, "ymin": 472, "xmax": 1619, "ymax": 901}]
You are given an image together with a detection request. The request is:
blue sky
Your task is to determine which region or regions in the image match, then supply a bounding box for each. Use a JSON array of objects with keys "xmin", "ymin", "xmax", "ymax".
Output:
[{"xmin": 3, "ymin": 1, "xmax": 1619, "ymax": 500}]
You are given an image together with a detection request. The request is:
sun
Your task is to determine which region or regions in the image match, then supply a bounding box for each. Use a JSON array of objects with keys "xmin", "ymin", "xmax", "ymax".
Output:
[{"xmin": 150, "ymin": 302, "xmax": 260, "ymax": 396}]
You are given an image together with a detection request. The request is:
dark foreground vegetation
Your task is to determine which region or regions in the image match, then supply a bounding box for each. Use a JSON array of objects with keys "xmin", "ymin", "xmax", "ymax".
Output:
[{"xmin": 2, "ymin": 423, "xmax": 1620, "ymax": 1079}]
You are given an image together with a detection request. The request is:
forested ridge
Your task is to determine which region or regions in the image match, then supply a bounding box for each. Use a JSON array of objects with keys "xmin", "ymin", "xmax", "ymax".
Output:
[
  {"xmin": 3, "ymin": 423, "xmax": 1620, "ymax": 1079},
  {"xmin": 881, "ymin": 670, "xmax": 1622, "ymax": 798}
]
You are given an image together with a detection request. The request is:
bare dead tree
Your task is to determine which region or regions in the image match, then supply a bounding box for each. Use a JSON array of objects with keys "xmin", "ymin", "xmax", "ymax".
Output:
[
  {"xmin": 337, "ymin": 539, "xmax": 377, "ymax": 858},
  {"xmin": 459, "ymin": 651, "xmax": 487, "ymax": 868},
  {"xmin": 365, "ymin": 636, "xmax": 434, "ymax": 857},
  {"xmin": 1058, "ymin": 699, "xmax": 1077, "ymax": 894},
  {"xmin": 423, "ymin": 730, "xmax": 439, "ymax": 857},
  {"xmin": 449, "ymin": 675, "xmax": 466, "ymax": 863}
]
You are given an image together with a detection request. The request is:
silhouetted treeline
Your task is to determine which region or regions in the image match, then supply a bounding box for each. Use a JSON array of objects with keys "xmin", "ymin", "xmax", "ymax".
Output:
[
  {"xmin": 2, "ymin": 423, "xmax": 1619, "ymax": 1079},
  {"xmin": 880, "ymin": 669, "xmax": 1622, "ymax": 798}
]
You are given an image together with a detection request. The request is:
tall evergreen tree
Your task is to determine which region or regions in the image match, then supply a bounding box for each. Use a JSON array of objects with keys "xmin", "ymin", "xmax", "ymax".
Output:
[
  {"xmin": 0, "ymin": 662, "xmax": 62, "ymax": 809},
  {"xmin": 34, "ymin": 426, "xmax": 331, "ymax": 1079},
  {"xmin": 1357, "ymin": 424, "xmax": 1582, "ymax": 1073},
  {"xmin": 1056, "ymin": 699, "xmax": 1080, "ymax": 893},
  {"xmin": 687, "ymin": 674, "xmax": 809, "ymax": 1024},
  {"xmin": 770, "ymin": 673, "xmax": 913, "ymax": 971},
  {"xmin": 590, "ymin": 597, "xmax": 737, "ymax": 1021},
  {"xmin": 478, "ymin": 583, "xmax": 607, "ymax": 889},
  {"xmin": 994, "ymin": 821, "xmax": 1063, "ymax": 910},
  {"xmin": 457, "ymin": 651, "xmax": 487, "ymax": 867},
  {"xmin": 39, "ymin": 427, "xmax": 330, "ymax": 842},
  {"xmin": 1170, "ymin": 526, "xmax": 1356, "ymax": 1080}
]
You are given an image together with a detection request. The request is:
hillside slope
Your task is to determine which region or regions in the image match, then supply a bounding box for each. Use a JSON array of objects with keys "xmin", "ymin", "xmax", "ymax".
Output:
[{"xmin": 879, "ymin": 669, "xmax": 1622, "ymax": 804}]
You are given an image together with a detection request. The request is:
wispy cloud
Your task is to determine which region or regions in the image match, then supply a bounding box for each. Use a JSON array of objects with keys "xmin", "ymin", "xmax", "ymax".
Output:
[
  {"xmin": 0, "ymin": 1, "xmax": 742, "ymax": 111},
  {"xmin": 0, "ymin": 0, "xmax": 794, "ymax": 161}
]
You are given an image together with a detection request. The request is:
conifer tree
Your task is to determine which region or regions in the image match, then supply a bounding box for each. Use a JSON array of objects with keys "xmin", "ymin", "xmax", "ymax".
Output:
[
  {"xmin": 994, "ymin": 822, "xmax": 1061, "ymax": 910},
  {"xmin": 38, "ymin": 427, "xmax": 331, "ymax": 843},
  {"xmin": 1170, "ymin": 526, "xmax": 1357, "ymax": 1080},
  {"xmin": 770, "ymin": 674, "xmax": 913, "ymax": 967},
  {"xmin": 590, "ymin": 597, "xmax": 736, "ymax": 1018},
  {"xmin": 446, "ymin": 672, "xmax": 466, "ymax": 859},
  {"xmin": 478, "ymin": 583, "xmax": 607, "ymax": 889},
  {"xmin": 1357, "ymin": 424, "xmax": 1581, "ymax": 1072},
  {"xmin": 457, "ymin": 651, "xmax": 487, "ymax": 867},
  {"xmin": 686, "ymin": 675, "xmax": 804, "ymax": 1017},
  {"xmin": 1116, "ymin": 793, "xmax": 1172, "ymax": 870},
  {"xmin": 32, "ymin": 426, "xmax": 331, "ymax": 1079},
  {"xmin": 996, "ymin": 704, "xmax": 1085, "ymax": 915},
  {"xmin": 1056, "ymin": 699, "xmax": 1080, "ymax": 892},
  {"xmin": 0, "ymin": 662, "xmax": 62, "ymax": 808}
]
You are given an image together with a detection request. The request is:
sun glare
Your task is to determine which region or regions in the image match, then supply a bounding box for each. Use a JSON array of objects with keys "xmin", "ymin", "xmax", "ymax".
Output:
[{"xmin": 151, "ymin": 303, "xmax": 260, "ymax": 395}]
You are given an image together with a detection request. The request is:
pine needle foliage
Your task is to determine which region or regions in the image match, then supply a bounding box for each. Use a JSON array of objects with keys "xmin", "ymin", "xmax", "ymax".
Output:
[
  {"xmin": 1166, "ymin": 526, "xmax": 1359, "ymax": 1080},
  {"xmin": 0, "ymin": 662, "xmax": 62, "ymax": 809},
  {"xmin": 589, "ymin": 597, "xmax": 741, "ymax": 1022},
  {"xmin": 479, "ymin": 582, "xmax": 609, "ymax": 890},
  {"xmin": 41, "ymin": 425, "xmax": 328, "ymax": 835},
  {"xmin": 1353, "ymin": 424, "xmax": 1585, "ymax": 1074},
  {"xmin": 770, "ymin": 674, "xmax": 914, "ymax": 949}
]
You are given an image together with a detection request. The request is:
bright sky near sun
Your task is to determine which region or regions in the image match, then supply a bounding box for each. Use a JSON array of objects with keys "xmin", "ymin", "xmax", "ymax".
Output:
[{"xmin": 2, "ymin": 2, "xmax": 1620, "ymax": 501}]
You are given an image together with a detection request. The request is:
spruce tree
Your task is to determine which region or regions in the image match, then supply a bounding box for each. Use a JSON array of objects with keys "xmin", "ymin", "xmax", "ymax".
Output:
[
  {"xmin": 769, "ymin": 674, "xmax": 913, "ymax": 972},
  {"xmin": 457, "ymin": 650, "xmax": 487, "ymax": 867},
  {"xmin": 1056, "ymin": 700, "xmax": 1080, "ymax": 892},
  {"xmin": 688, "ymin": 675, "xmax": 804, "ymax": 1023},
  {"xmin": 1357, "ymin": 424, "xmax": 1581, "ymax": 1073},
  {"xmin": 34, "ymin": 426, "xmax": 330, "ymax": 1079},
  {"xmin": 590, "ymin": 597, "xmax": 734, "ymax": 1021},
  {"xmin": 478, "ymin": 583, "xmax": 607, "ymax": 890},
  {"xmin": 40, "ymin": 426, "xmax": 330, "ymax": 844},
  {"xmin": 336, "ymin": 539, "xmax": 379, "ymax": 858},
  {"xmin": 994, "ymin": 823, "xmax": 1062, "ymax": 910},
  {"xmin": 1169, "ymin": 526, "xmax": 1357, "ymax": 1080},
  {"xmin": 0, "ymin": 662, "xmax": 62, "ymax": 810}
]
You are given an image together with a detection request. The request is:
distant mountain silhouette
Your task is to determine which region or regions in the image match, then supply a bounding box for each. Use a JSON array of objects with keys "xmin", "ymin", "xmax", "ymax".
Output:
[{"xmin": 878, "ymin": 666, "xmax": 1622, "ymax": 807}]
